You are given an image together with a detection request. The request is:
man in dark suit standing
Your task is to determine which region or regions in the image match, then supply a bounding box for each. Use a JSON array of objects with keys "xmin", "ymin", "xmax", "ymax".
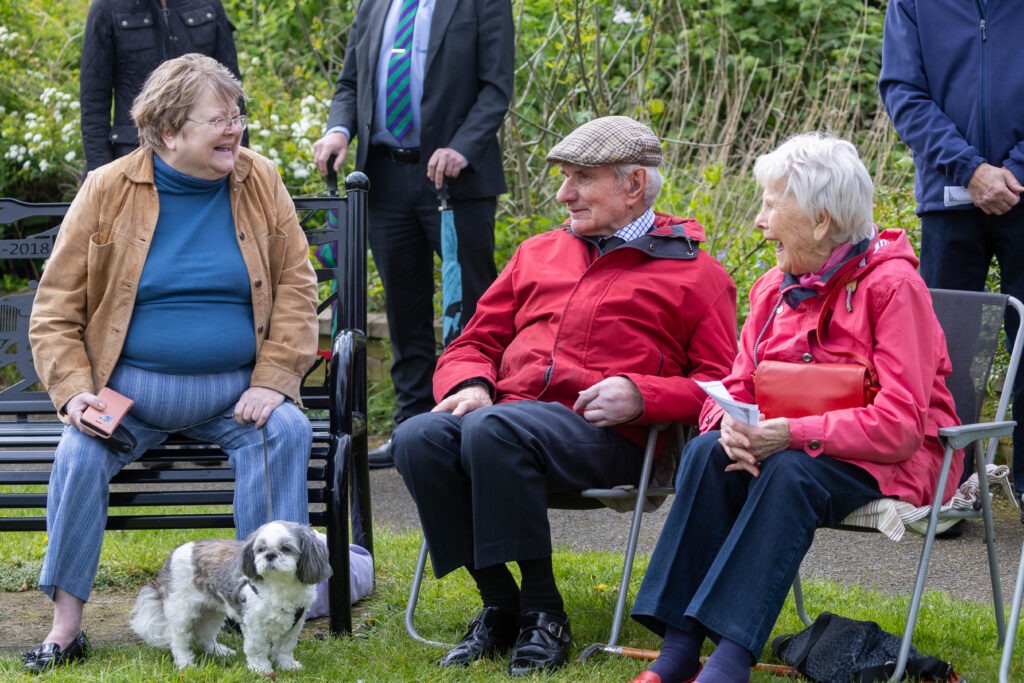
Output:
[{"xmin": 313, "ymin": 0, "xmax": 514, "ymax": 468}]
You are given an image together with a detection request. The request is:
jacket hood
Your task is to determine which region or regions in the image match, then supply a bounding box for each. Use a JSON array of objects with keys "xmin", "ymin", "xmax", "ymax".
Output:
[{"xmin": 838, "ymin": 228, "xmax": 919, "ymax": 283}]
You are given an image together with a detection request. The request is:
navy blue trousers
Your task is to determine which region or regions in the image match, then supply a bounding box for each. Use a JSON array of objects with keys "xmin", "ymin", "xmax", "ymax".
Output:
[
  {"xmin": 392, "ymin": 400, "xmax": 644, "ymax": 577},
  {"xmin": 631, "ymin": 431, "xmax": 881, "ymax": 659},
  {"xmin": 920, "ymin": 206, "xmax": 1024, "ymax": 494}
]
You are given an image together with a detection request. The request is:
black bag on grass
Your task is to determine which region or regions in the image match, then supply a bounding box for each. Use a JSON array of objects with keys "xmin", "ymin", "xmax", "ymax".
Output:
[{"xmin": 771, "ymin": 612, "xmax": 959, "ymax": 682}]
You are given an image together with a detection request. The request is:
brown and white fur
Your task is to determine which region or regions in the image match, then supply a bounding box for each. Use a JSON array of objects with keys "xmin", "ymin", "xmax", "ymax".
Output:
[{"xmin": 129, "ymin": 521, "xmax": 331, "ymax": 673}]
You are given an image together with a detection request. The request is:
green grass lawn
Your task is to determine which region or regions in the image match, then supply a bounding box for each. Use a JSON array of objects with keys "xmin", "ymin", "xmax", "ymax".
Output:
[{"xmin": 0, "ymin": 526, "xmax": 1021, "ymax": 681}]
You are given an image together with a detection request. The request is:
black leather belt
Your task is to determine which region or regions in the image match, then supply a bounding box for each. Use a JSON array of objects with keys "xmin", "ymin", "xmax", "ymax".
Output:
[{"xmin": 371, "ymin": 145, "xmax": 420, "ymax": 164}]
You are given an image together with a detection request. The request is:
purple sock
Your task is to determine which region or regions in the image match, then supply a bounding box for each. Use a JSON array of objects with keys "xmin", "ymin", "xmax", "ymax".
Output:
[
  {"xmin": 700, "ymin": 638, "xmax": 753, "ymax": 683},
  {"xmin": 649, "ymin": 625, "xmax": 702, "ymax": 682}
]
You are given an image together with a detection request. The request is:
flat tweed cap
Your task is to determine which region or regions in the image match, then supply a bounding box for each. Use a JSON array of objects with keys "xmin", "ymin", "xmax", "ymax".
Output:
[{"xmin": 546, "ymin": 116, "xmax": 662, "ymax": 167}]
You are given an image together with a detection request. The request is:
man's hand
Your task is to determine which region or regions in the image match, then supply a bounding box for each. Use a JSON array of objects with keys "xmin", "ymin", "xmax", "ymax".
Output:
[
  {"xmin": 718, "ymin": 413, "xmax": 791, "ymax": 476},
  {"xmin": 427, "ymin": 147, "xmax": 468, "ymax": 189},
  {"xmin": 432, "ymin": 384, "xmax": 492, "ymax": 417},
  {"xmin": 234, "ymin": 387, "xmax": 286, "ymax": 429},
  {"xmin": 312, "ymin": 131, "xmax": 350, "ymax": 176},
  {"xmin": 573, "ymin": 376, "xmax": 643, "ymax": 427},
  {"xmin": 967, "ymin": 162, "xmax": 1022, "ymax": 215}
]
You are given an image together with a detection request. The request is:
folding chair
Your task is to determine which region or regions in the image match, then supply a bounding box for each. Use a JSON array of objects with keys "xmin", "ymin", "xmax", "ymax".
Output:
[
  {"xmin": 404, "ymin": 423, "xmax": 687, "ymax": 650},
  {"xmin": 792, "ymin": 289, "xmax": 1023, "ymax": 682}
]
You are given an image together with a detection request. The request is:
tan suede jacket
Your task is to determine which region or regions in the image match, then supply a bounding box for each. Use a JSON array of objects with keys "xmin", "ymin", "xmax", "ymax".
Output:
[{"xmin": 29, "ymin": 147, "xmax": 319, "ymax": 413}]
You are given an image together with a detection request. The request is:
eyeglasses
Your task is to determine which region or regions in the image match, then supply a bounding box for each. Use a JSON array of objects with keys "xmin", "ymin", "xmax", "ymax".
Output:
[{"xmin": 185, "ymin": 115, "xmax": 248, "ymax": 132}]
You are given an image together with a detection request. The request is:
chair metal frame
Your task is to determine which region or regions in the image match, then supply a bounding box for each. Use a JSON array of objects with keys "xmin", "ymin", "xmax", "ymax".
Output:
[
  {"xmin": 793, "ymin": 289, "xmax": 1023, "ymax": 682},
  {"xmin": 404, "ymin": 423, "xmax": 685, "ymax": 649}
]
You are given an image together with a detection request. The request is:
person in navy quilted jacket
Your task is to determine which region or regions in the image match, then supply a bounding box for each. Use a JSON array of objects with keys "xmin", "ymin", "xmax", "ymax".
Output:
[{"xmin": 79, "ymin": 0, "xmax": 245, "ymax": 176}]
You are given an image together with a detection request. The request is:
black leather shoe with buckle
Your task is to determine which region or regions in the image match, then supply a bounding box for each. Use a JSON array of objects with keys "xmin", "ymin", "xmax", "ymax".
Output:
[
  {"xmin": 508, "ymin": 611, "xmax": 571, "ymax": 676},
  {"xmin": 22, "ymin": 631, "xmax": 89, "ymax": 673},
  {"xmin": 437, "ymin": 607, "xmax": 519, "ymax": 667},
  {"xmin": 368, "ymin": 438, "xmax": 394, "ymax": 469}
]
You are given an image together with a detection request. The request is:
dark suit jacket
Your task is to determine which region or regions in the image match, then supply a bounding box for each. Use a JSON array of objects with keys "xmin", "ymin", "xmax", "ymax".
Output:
[{"xmin": 326, "ymin": 0, "xmax": 514, "ymax": 200}]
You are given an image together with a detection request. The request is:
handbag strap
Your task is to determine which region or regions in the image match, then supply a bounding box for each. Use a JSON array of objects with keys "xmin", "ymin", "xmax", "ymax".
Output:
[
  {"xmin": 786, "ymin": 612, "xmax": 836, "ymax": 674},
  {"xmin": 814, "ymin": 242, "xmax": 879, "ymax": 383}
]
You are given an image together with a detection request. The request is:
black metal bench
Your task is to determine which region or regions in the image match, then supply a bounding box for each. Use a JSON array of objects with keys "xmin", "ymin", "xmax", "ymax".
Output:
[{"xmin": 0, "ymin": 171, "xmax": 372, "ymax": 636}]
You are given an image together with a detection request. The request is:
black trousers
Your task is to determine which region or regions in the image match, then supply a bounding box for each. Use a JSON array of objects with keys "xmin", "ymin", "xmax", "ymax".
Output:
[
  {"xmin": 364, "ymin": 149, "xmax": 498, "ymax": 425},
  {"xmin": 392, "ymin": 401, "xmax": 644, "ymax": 577}
]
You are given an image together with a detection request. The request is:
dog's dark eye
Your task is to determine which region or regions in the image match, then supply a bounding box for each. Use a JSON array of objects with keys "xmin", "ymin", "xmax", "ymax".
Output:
[{"xmin": 280, "ymin": 543, "xmax": 296, "ymax": 554}]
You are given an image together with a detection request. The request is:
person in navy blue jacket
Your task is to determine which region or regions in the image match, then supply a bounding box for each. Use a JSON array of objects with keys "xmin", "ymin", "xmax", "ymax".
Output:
[{"xmin": 879, "ymin": 0, "xmax": 1024, "ymax": 506}]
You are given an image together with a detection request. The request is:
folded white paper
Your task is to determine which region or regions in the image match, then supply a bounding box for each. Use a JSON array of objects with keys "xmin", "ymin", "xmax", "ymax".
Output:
[
  {"xmin": 943, "ymin": 185, "xmax": 974, "ymax": 207},
  {"xmin": 697, "ymin": 380, "xmax": 759, "ymax": 426}
]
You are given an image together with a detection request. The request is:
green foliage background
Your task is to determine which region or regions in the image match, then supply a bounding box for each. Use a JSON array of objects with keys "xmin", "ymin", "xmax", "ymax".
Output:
[
  {"xmin": 7, "ymin": 0, "xmax": 1014, "ymax": 435},
  {"xmin": 1, "ymin": 0, "xmax": 913, "ymax": 303}
]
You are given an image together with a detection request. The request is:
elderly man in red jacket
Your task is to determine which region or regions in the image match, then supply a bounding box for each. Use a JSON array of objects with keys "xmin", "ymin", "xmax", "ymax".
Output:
[{"xmin": 392, "ymin": 116, "xmax": 738, "ymax": 677}]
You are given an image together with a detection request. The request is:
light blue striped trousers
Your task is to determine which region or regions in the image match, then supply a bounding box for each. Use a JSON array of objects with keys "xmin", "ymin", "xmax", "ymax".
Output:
[{"xmin": 39, "ymin": 364, "xmax": 312, "ymax": 602}]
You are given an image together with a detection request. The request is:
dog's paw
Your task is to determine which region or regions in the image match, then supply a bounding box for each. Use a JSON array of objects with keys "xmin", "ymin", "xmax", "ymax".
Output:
[
  {"xmin": 207, "ymin": 642, "xmax": 236, "ymax": 658},
  {"xmin": 171, "ymin": 652, "xmax": 195, "ymax": 670},
  {"xmin": 276, "ymin": 656, "xmax": 303, "ymax": 671},
  {"xmin": 247, "ymin": 657, "xmax": 274, "ymax": 675}
]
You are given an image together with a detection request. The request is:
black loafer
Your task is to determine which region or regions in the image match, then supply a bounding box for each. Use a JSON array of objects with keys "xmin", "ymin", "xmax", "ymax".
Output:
[
  {"xmin": 437, "ymin": 606, "xmax": 518, "ymax": 667},
  {"xmin": 368, "ymin": 438, "xmax": 395, "ymax": 469},
  {"xmin": 508, "ymin": 611, "xmax": 571, "ymax": 676},
  {"xmin": 22, "ymin": 631, "xmax": 89, "ymax": 673}
]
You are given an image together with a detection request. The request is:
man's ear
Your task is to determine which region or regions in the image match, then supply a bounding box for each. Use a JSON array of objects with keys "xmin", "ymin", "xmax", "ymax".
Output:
[{"xmin": 627, "ymin": 167, "xmax": 647, "ymax": 200}]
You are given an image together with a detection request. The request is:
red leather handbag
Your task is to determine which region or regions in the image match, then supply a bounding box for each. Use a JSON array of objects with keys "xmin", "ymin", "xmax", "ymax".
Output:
[
  {"xmin": 753, "ymin": 272, "xmax": 880, "ymax": 420},
  {"xmin": 754, "ymin": 359, "xmax": 878, "ymax": 420}
]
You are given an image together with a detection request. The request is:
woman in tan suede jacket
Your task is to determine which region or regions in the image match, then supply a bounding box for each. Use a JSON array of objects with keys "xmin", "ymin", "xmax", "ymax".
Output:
[{"xmin": 22, "ymin": 53, "xmax": 318, "ymax": 673}]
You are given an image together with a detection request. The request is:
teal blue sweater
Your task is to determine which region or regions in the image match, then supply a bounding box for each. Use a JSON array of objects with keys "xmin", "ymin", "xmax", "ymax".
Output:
[{"xmin": 120, "ymin": 154, "xmax": 255, "ymax": 374}]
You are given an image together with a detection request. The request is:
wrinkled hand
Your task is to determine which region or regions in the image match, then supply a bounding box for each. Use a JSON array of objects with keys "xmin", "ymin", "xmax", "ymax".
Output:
[
  {"xmin": 233, "ymin": 387, "xmax": 286, "ymax": 428},
  {"xmin": 427, "ymin": 147, "xmax": 468, "ymax": 189},
  {"xmin": 432, "ymin": 384, "xmax": 492, "ymax": 417},
  {"xmin": 573, "ymin": 376, "xmax": 643, "ymax": 428},
  {"xmin": 312, "ymin": 131, "xmax": 349, "ymax": 176},
  {"xmin": 967, "ymin": 163, "xmax": 1023, "ymax": 215},
  {"xmin": 66, "ymin": 391, "xmax": 105, "ymax": 437},
  {"xmin": 718, "ymin": 413, "xmax": 791, "ymax": 476}
]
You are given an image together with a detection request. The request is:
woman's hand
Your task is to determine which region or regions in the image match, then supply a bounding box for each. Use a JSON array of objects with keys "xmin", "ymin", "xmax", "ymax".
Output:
[
  {"xmin": 65, "ymin": 391, "xmax": 104, "ymax": 436},
  {"xmin": 718, "ymin": 413, "xmax": 791, "ymax": 476},
  {"xmin": 432, "ymin": 385, "xmax": 493, "ymax": 417},
  {"xmin": 234, "ymin": 387, "xmax": 286, "ymax": 428}
]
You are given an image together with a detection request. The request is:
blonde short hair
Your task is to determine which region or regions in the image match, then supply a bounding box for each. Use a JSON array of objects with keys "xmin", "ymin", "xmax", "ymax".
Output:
[{"xmin": 130, "ymin": 53, "xmax": 245, "ymax": 151}]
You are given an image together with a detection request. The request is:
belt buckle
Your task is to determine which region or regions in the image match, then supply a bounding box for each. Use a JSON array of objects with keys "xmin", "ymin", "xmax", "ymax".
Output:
[{"xmin": 390, "ymin": 147, "xmax": 418, "ymax": 163}]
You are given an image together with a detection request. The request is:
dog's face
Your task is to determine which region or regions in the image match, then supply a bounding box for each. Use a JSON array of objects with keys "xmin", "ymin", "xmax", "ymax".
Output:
[{"xmin": 241, "ymin": 521, "xmax": 332, "ymax": 585}]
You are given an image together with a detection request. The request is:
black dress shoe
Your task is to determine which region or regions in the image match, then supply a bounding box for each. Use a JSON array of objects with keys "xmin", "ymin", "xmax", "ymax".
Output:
[
  {"xmin": 22, "ymin": 632, "xmax": 89, "ymax": 673},
  {"xmin": 368, "ymin": 438, "xmax": 394, "ymax": 469},
  {"xmin": 508, "ymin": 611, "xmax": 571, "ymax": 676},
  {"xmin": 437, "ymin": 606, "xmax": 519, "ymax": 667}
]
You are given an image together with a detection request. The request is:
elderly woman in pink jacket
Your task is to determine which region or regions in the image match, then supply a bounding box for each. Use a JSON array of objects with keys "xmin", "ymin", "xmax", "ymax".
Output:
[{"xmin": 627, "ymin": 133, "xmax": 961, "ymax": 683}]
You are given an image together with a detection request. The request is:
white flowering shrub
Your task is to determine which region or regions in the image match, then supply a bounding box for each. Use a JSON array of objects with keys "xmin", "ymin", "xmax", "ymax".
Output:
[{"xmin": 0, "ymin": 3, "xmax": 87, "ymax": 200}]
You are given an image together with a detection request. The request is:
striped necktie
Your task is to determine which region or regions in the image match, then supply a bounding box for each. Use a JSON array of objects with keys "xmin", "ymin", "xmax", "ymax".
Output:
[{"xmin": 385, "ymin": 0, "xmax": 419, "ymax": 142}]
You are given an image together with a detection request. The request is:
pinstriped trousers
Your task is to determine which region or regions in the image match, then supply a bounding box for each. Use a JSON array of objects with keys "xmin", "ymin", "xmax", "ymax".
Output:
[
  {"xmin": 392, "ymin": 401, "xmax": 644, "ymax": 578},
  {"xmin": 39, "ymin": 364, "xmax": 311, "ymax": 602}
]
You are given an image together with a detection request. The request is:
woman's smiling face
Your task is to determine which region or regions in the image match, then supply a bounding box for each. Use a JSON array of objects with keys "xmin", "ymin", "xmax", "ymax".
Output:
[
  {"xmin": 755, "ymin": 178, "xmax": 833, "ymax": 275},
  {"xmin": 158, "ymin": 88, "xmax": 242, "ymax": 180}
]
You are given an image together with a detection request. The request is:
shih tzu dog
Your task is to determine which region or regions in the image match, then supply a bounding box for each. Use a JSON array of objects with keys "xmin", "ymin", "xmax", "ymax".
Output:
[{"xmin": 130, "ymin": 521, "xmax": 332, "ymax": 673}]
